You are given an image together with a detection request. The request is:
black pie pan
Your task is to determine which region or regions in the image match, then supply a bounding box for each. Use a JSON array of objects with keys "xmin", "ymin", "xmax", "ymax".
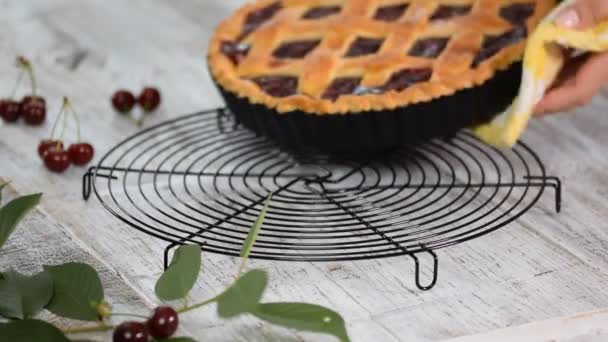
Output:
[{"xmin": 212, "ymin": 62, "xmax": 521, "ymax": 155}]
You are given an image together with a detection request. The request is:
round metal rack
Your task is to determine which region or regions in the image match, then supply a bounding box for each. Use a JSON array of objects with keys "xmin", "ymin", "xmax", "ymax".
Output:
[{"xmin": 83, "ymin": 108, "xmax": 561, "ymax": 290}]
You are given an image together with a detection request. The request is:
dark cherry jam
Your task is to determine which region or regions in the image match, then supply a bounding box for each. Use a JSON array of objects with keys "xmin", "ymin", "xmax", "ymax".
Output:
[
  {"xmin": 240, "ymin": 2, "xmax": 282, "ymax": 39},
  {"xmin": 430, "ymin": 5, "xmax": 472, "ymax": 21},
  {"xmin": 322, "ymin": 77, "xmax": 362, "ymax": 100},
  {"xmin": 499, "ymin": 3, "xmax": 535, "ymax": 25},
  {"xmin": 221, "ymin": 41, "xmax": 250, "ymax": 65},
  {"xmin": 472, "ymin": 26, "xmax": 527, "ymax": 67},
  {"xmin": 408, "ymin": 37, "xmax": 449, "ymax": 58},
  {"xmin": 383, "ymin": 68, "xmax": 432, "ymax": 91},
  {"xmin": 345, "ymin": 37, "xmax": 384, "ymax": 57},
  {"xmin": 272, "ymin": 40, "xmax": 321, "ymax": 58},
  {"xmin": 302, "ymin": 6, "xmax": 341, "ymax": 19},
  {"xmin": 374, "ymin": 3, "xmax": 409, "ymax": 21},
  {"xmin": 251, "ymin": 75, "xmax": 298, "ymax": 97}
]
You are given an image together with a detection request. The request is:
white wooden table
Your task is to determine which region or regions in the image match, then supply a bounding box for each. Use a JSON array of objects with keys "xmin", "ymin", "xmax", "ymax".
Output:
[{"xmin": 1, "ymin": 1, "xmax": 607, "ymax": 341}]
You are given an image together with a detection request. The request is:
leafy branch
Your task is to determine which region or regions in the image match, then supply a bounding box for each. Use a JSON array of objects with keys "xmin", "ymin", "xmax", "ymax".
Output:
[{"xmin": 0, "ymin": 185, "xmax": 350, "ymax": 341}]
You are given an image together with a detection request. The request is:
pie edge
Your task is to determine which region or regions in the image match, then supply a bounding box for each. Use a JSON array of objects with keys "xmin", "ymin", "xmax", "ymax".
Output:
[{"xmin": 207, "ymin": 0, "xmax": 555, "ymax": 115}]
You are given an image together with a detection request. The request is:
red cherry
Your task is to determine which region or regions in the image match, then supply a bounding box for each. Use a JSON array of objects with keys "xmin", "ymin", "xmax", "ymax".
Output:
[
  {"xmin": 22, "ymin": 95, "xmax": 46, "ymax": 107},
  {"xmin": 113, "ymin": 321, "xmax": 149, "ymax": 342},
  {"xmin": 43, "ymin": 146, "xmax": 71, "ymax": 173},
  {"xmin": 68, "ymin": 143, "xmax": 94, "ymax": 165},
  {"xmin": 0, "ymin": 100, "xmax": 21, "ymax": 122},
  {"xmin": 112, "ymin": 90, "xmax": 136, "ymax": 114},
  {"xmin": 21, "ymin": 96, "xmax": 46, "ymax": 125},
  {"xmin": 138, "ymin": 87, "xmax": 161, "ymax": 112},
  {"xmin": 147, "ymin": 306, "xmax": 179, "ymax": 339},
  {"xmin": 38, "ymin": 140, "xmax": 64, "ymax": 158}
]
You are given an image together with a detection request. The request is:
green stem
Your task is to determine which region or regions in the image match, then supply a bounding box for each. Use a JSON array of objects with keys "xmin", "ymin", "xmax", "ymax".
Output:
[
  {"xmin": 176, "ymin": 293, "xmax": 222, "ymax": 314},
  {"xmin": 9, "ymin": 70, "xmax": 24, "ymax": 99},
  {"xmin": 62, "ymin": 324, "xmax": 114, "ymax": 335},
  {"xmin": 178, "ymin": 255, "xmax": 251, "ymax": 314},
  {"xmin": 58, "ymin": 98, "xmax": 70, "ymax": 142},
  {"xmin": 27, "ymin": 66, "xmax": 36, "ymax": 97},
  {"xmin": 49, "ymin": 98, "xmax": 68, "ymax": 140},
  {"xmin": 109, "ymin": 312, "xmax": 148, "ymax": 319},
  {"xmin": 17, "ymin": 57, "xmax": 36, "ymax": 97},
  {"xmin": 65, "ymin": 97, "xmax": 81, "ymax": 142},
  {"xmin": 236, "ymin": 257, "xmax": 248, "ymax": 279}
]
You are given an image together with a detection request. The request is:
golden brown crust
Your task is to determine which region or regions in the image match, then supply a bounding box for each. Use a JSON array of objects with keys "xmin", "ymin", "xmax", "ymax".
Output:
[{"xmin": 208, "ymin": 0, "xmax": 556, "ymax": 115}]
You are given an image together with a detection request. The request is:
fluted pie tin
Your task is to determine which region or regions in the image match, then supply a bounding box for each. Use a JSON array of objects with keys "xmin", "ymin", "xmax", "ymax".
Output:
[{"xmin": 213, "ymin": 62, "xmax": 521, "ymax": 155}]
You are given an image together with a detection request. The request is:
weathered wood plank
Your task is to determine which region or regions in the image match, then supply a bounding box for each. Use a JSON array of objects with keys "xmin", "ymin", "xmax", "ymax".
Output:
[{"xmin": 444, "ymin": 309, "xmax": 608, "ymax": 342}]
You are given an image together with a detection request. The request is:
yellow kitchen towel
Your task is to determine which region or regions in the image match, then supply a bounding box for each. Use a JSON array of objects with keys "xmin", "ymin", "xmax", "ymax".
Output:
[{"xmin": 473, "ymin": 0, "xmax": 608, "ymax": 148}]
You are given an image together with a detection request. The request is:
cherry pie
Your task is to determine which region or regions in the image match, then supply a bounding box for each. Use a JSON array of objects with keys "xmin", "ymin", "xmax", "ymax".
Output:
[{"xmin": 208, "ymin": 0, "xmax": 555, "ymax": 153}]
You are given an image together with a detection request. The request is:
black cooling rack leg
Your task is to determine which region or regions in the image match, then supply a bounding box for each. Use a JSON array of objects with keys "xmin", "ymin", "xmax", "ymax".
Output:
[
  {"xmin": 82, "ymin": 167, "xmax": 96, "ymax": 201},
  {"xmin": 525, "ymin": 176, "xmax": 562, "ymax": 213},
  {"xmin": 547, "ymin": 176, "xmax": 562, "ymax": 213},
  {"xmin": 409, "ymin": 248, "xmax": 439, "ymax": 291}
]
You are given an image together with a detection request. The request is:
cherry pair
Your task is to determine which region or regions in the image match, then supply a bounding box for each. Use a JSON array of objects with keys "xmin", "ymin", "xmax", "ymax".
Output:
[
  {"xmin": 0, "ymin": 57, "xmax": 47, "ymax": 125},
  {"xmin": 39, "ymin": 97, "xmax": 94, "ymax": 173},
  {"xmin": 113, "ymin": 306, "xmax": 179, "ymax": 342},
  {"xmin": 112, "ymin": 87, "xmax": 161, "ymax": 114}
]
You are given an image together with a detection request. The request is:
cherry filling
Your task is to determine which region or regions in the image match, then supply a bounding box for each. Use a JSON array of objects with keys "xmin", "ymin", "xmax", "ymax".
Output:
[
  {"xmin": 374, "ymin": 3, "xmax": 409, "ymax": 21},
  {"xmin": 273, "ymin": 39, "xmax": 321, "ymax": 58},
  {"xmin": 345, "ymin": 37, "xmax": 384, "ymax": 57},
  {"xmin": 353, "ymin": 85, "xmax": 383, "ymax": 95},
  {"xmin": 499, "ymin": 3, "xmax": 535, "ymax": 25},
  {"xmin": 251, "ymin": 75, "xmax": 298, "ymax": 97},
  {"xmin": 430, "ymin": 5, "xmax": 472, "ymax": 21},
  {"xmin": 240, "ymin": 2, "xmax": 282, "ymax": 38},
  {"xmin": 408, "ymin": 37, "xmax": 449, "ymax": 58},
  {"xmin": 302, "ymin": 6, "xmax": 341, "ymax": 19},
  {"xmin": 472, "ymin": 26, "xmax": 527, "ymax": 67},
  {"xmin": 383, "ymin": 68, "xmax": 432, "ymax": 91},
  {"xmin": 322, "ymin": 77, "xmax": 362, "ymax": 100},
  {"xmin": 221, "ymin": 41, "xmax": 250, "ymax": 65}
]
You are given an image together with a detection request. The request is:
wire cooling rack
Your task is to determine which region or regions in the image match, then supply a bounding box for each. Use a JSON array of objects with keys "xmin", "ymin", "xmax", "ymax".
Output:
[{"xmin": 83, "ymin": 108, "xmax": 561, "ymax": 290}]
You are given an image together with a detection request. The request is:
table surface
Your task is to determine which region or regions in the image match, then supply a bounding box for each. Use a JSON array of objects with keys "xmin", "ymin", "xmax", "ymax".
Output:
[{"xmin": 1, "ymin": 1, "xmax": 607, "ymax": 341}]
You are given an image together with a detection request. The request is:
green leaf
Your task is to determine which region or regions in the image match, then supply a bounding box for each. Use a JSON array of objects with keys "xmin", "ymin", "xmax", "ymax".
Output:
[
  {"xmin": 253, "ymin": 303, "xmax": 350, "ymax": 342},
  {"xmin": 241, "ymin": 194, "xmax": 272, "ymax": 259},
  {"xmin": 44, "ymin": 263, "xmax": 104, "ymax": 321},
  {"xmin": 217, "ymin": 269, "xmax": 268, "ymax": 318},
  {"xmin": 0, "ymin": 181, "xmax": 9, "ymax": 204},
  {"xmin": 158, "ymin": 338, "xmax": 197, "ymax": 342},
  {"xmin": 155, "ymin": 245, "xmax": 202, "ymax": 301},
  {"xmin": 0, "ymin": 319, "xmax": 69, "ymax": 342},
  {"xmin": 0, "ymin": 270, "xmax": 53, "ymax": 319},
  {"xmin": 0, "ymin": 193, "xmax": 42, "ymax": 250}
]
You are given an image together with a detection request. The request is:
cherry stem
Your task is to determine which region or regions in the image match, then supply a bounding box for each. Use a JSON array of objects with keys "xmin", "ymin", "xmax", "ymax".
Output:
[
  {"xmin": 177, "ymin": 293, "xmax": 222, "ymax": 314},
  {"xmin": 178, "ymin": 257, "xmax": 249, "ymax": 315},
  {"xmin": 49, "ymin": 99, "xmax": 69, "ymax": 140},
  {"xmin": 17, "ymin": 56, "xmax": 36, "ymax": 97},
  {"xmin": 64, "ymin": 97, "xmax": 81, "ymax": 142},
  {"xmin": 57, "ymin": 99, "xmax": 70, "ymax": 146},
  {"xmin": 108, "ymin": 312, "xmax": 148, "ymax": 319},
  {"xmin": 8, "ymin": 69, "xmax": 24, "ymax": 99},
  {"xmin": 62, "ymin": 324, "xmax": 114, "ymax": 335},
  {"xmin": 236, "ymin": 257, "xmax": 248, "ymax": 279}
]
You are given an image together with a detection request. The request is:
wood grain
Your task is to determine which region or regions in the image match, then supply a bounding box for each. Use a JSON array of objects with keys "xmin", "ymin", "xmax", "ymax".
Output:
[{"xmin": 1, "ymin": 1, "xmax": 607, "ymax": 341}]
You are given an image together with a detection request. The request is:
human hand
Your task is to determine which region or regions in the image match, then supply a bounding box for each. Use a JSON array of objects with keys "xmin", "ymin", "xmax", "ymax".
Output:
[{"xmin": 534, "ymin": 0, "xmax": 608, "ymax": 116}]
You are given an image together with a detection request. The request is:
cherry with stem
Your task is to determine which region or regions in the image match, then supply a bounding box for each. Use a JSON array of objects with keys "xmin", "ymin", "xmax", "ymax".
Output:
[
  {"xmin": 42, "ymin": 99, "xmax": 71, "ymax": 173},
  {"xmin": 0, "ymin": 64, "xmax": 25, "ymax": 123},
  {"xmin": 64, "ymin": 97, "xmax": 95, "ymax": 166},
  {"xmin": 38, "ymin": 99, "xmax": 68, "ymax": 158},
  {"xmin": 16, "ymin": 56, "xmax": 47, "ymax": 126}
]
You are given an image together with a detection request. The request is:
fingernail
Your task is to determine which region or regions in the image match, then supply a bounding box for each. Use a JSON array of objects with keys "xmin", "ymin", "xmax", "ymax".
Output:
[{"xmin": 555, "ymin": 9, "xmax": 580, "ymax": 28}]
